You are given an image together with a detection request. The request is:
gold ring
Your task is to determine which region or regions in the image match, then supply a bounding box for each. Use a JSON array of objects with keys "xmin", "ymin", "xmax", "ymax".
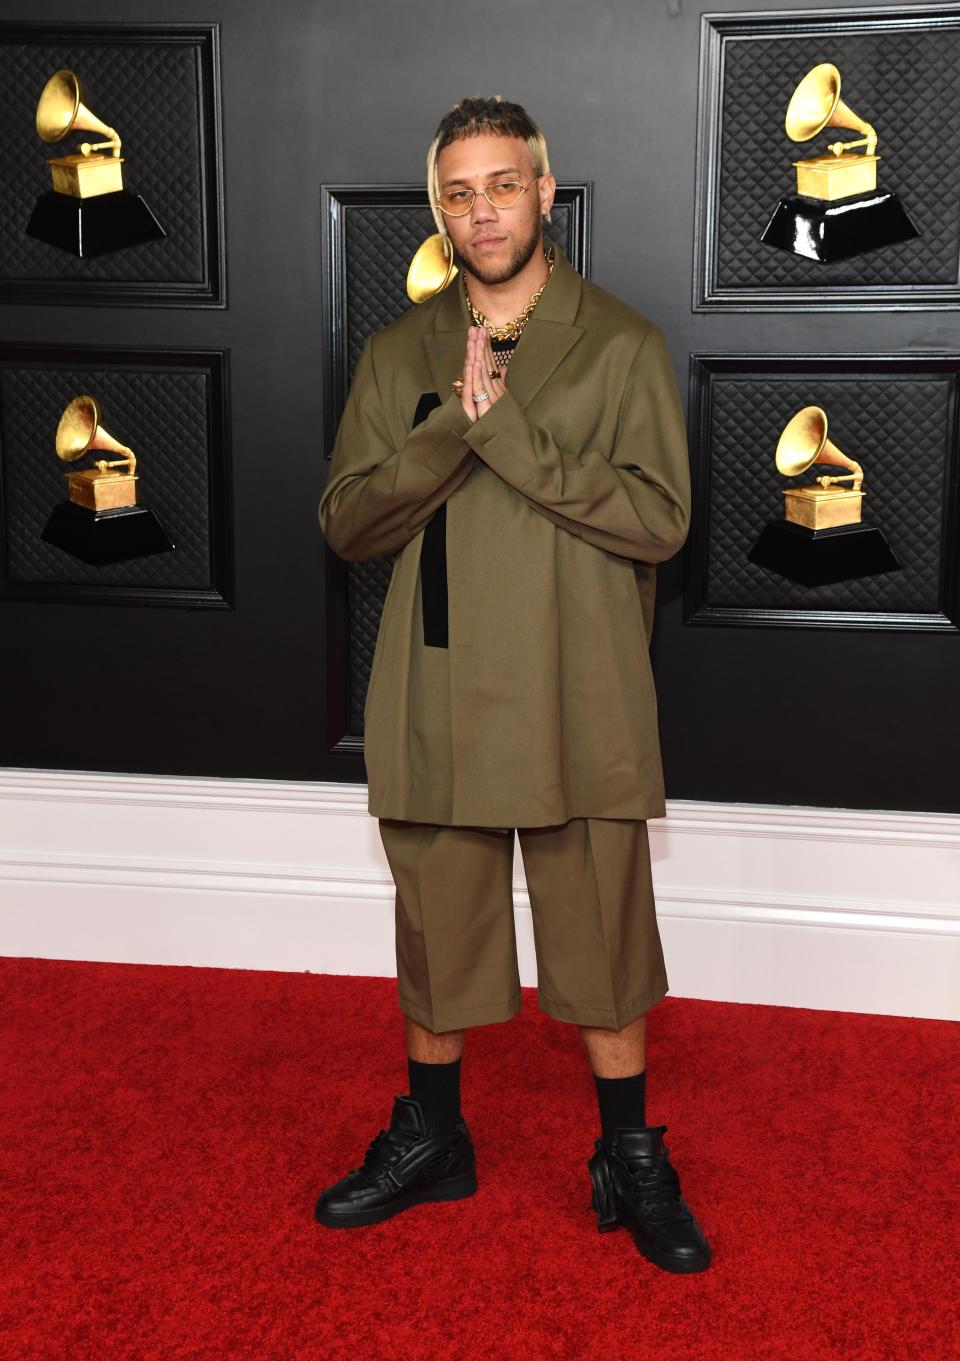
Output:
[
  {"xmin": 487, "ymin": 369, "xmax": 498, "ymax": 381},
  {"xmin": 452, "ymin": 378, "xmax": 464, "ymax": 395}
]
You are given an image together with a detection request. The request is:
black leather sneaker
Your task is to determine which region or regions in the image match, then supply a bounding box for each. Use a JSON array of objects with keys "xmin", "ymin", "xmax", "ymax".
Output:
[
  {"xmin": 315, "ymin": 1094, "xmax": 477, "ymax": 1228},
  {"xmin": 588, "ymin": 1124, "xmax": 712, "ymax": 1273}
]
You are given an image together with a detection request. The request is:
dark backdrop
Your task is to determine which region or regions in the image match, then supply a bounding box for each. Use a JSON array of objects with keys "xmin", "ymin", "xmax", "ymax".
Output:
[{"xmin": 0, "ymin": 0, "xmax": 956, "ymax": 814}]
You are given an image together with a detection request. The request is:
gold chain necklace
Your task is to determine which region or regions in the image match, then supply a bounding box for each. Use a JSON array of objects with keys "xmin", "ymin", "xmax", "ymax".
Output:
[{"xmin": 465, "ymin": 246, "xmax": 555, "ymax": 342}]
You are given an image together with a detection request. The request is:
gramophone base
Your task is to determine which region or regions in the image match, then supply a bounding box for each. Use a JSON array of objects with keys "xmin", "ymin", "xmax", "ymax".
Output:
[
  {"xmin": 759, "ymin": 188, "xmax": 920, "ymax": 263},
  {"xmin": 748, "ymin": 519, "xmax": 901, "ymax": 587},
  {"xmin": 41, "ymin": 502, "xmax": 175, "ymax": 566},
  {"xmin": 25, "ymin": 188, "xmax": 167, "ymax": 258}
]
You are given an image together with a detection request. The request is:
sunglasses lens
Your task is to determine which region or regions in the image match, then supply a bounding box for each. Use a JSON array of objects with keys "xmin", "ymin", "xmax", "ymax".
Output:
[
  {"xmin": 439, "ymin": 191, "xmax": 473, "ymax": 215},
  {"xmin": 439, "ymin": 182, "xmax": 527, "ymax": 214},
  {"xmin": 486, "ymin": 182, "xmax": 524, "ymax": 208}
]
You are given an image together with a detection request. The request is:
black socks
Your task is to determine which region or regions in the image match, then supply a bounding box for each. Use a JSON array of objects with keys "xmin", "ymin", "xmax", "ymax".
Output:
[
  {"xmin": 407, "ymin": 1056, "xmax": 462, "ymax": 1133},
  {"xmin": 404, "ymin": 1058, "xmax": 645, "ymax": 1145},
  {"xmin": 594, "ymin": 1069, "xmax": 647, "ymax": 1152}
]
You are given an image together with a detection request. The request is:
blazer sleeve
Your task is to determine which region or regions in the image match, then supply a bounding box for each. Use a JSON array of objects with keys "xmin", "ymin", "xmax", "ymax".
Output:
[
  {"xmin": 460, "ymin": 323, "xmax": 691, "ymax": 564},
  {"xmin": 318, "ymin": 334, "xmax": 477, "ymax": 562}
]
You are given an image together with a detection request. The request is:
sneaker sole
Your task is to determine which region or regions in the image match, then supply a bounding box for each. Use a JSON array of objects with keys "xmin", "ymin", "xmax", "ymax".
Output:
[
  {"xmin": 592, "ymin": 1196, "xmax": 711, "ymax": 1273},
  {"xmin": 315, "ymin": 1171, "xmax": 478, "ymax": 1228},
  {"xmin": 623, "ymin": 1219, "xmax": 712, "ymax": 1274}
]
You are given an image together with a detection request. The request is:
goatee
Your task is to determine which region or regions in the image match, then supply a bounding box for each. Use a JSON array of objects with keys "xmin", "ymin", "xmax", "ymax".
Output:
[{"xmin": 456, "ymin": 222, "xmax": 543, "ymax": 287}]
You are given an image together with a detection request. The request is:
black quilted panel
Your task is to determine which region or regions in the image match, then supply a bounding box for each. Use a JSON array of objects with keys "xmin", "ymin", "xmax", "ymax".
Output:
[
  {"xmin": 0, "ymin": 33, "xmax": 207, "ymax": 285},
  {"xmin": 704, "ymin": 374, "xmax": 951, "ymax": 613},
  {"xmin": 344, "ymin": 205, "xmax": 437, "ymax": 384},
  {"xmin": 339, "ymin": 199, "xmax": 580, "ymax": 734},
  {"xmin": 0, "ymin": 364, "xmax": 215, "ymax": 589},
  {"xmin": 714, "ymin": 24, "xmax": 960, "ymax": 290}
]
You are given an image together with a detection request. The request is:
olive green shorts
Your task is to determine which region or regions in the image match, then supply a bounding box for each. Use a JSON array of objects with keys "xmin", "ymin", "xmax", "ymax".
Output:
[{"xmin": 377, "ymin": 816, "xmax": 669, "ymax": 1034}]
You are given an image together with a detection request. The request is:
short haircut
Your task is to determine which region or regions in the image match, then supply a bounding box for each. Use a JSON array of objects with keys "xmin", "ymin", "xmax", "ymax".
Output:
[{"xmin": 426, "ymin": 95, "xmax": 552, "ymax": 234}]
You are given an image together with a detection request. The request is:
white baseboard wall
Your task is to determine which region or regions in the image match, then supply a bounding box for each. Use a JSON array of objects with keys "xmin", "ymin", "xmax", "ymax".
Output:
[{"xmin": 0, "ymin": 768, "xmax": 958, "ymax": 1020}]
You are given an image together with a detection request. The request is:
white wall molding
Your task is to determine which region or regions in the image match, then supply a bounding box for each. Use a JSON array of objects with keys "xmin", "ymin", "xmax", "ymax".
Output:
[
  {"xmin": 659, "ymin": 802, "xmax": 960, "ymax": 852},
  {"xmin": 0, "ymin": 769, "xmax": 368, "ymax": 817},
  {"xmin": 1, "ymin": 768, "xmax": 958, "ymax": 1020},
  {"xmin": 0, "ymin": 851, "xmax": 955, "ymax": 937}
]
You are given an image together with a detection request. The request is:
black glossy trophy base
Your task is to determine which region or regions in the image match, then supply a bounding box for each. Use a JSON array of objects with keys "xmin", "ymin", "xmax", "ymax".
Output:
[
  {"xmin": 748, "ymin": 520, "xmax": 901, "ymax": 587},
  {"xmin": 26, "ymin": 189, "xmax": 166, "ymax": 258},
  {"xmin": 41, "ymin": 502, "xmax": 175, "ymax": 566},
  {"xmin": 759, "ymin": 188, "xmax": 920, "ymax": 262}
]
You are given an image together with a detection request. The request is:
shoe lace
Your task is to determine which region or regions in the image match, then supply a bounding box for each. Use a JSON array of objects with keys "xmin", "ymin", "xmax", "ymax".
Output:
[
  {"xmin": 349, "ymin": 1126, "xmax": 417, "ymax": 1177},
  {"xmin": 622, "ymin": 1154, "xmax": 689, "ymax": 1223}
]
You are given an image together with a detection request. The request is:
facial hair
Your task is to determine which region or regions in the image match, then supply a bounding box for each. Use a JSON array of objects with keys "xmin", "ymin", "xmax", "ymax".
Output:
[{"xmin": 455, "ymin": 214, "xmax": 543, "ymax": 286}]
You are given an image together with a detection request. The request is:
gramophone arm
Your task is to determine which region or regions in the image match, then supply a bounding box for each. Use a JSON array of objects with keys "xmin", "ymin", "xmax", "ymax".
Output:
[
  {"xmin": 827, "ymin": 125, "xmax": 877, "ymax": 158},
  {"xmin": 78, "ymin": 130, "xmax": 122, "ymax": 158},
  {"xmin": 815, "ymin": 464, "xmax": 863, "ymax": 492},
  {"xmin": 94, "ymin": 447, "xmax": 137, "ymax": 476}
]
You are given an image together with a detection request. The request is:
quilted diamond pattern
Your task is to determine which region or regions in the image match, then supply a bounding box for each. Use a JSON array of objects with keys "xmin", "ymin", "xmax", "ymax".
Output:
[
  {"xmin": 713, "ymin": 27, "xmax": 960, "ymax": 290},
  {"xmin": 702, "ymin": 372, "xmax": 950, "ymax": 613},
  {"xmin": 339, "ymin": 200, "xmax": 577, "ymax": 734},
  {"xmin": 0, "ymin": 35, "xmax": 207, "ymax": 285},
  {"xmin": 344, "ymin": 205, "xmax": 438, "ymax": 384},
  {"xmin": 0, "ymin": 364, "xmax": 216, "ymax": 589}
]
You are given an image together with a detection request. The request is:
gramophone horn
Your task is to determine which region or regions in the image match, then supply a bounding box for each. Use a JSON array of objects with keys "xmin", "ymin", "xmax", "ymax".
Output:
[
  {"xmin": 775, "ymin": 405, "xmax": 861, "ymax": 487},
  {"xmin": 55, "ymin": 396, "xmax": 136, "ymax": 473},
  {"xmin": 406, "ymin": 232, "xmax": 458, "ymax": 304},
  {"xmin": 784, "ymin": 62, "xmax": 877, "ymax": 156},
  {"xmin": 35, "ymin": 69, "xmax": 120, "ymax": 154}
]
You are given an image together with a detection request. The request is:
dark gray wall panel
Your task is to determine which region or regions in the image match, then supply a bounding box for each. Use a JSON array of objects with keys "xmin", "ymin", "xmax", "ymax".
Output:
[{"xmin": 0, "ymin": 0, "xmax": 956, "ymax": 815}]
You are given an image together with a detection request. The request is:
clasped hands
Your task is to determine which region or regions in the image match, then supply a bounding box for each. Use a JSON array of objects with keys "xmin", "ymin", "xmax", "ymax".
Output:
[{"xmin": 455, "ymin": 325, "xmax": 507, "ymax": 423}]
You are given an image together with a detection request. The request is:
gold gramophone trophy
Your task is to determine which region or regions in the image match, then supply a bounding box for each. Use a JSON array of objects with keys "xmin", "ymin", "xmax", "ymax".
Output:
[
  {"xmin": 25, "ymin": 68, "xmax": 166, "ymax": 257},
  {"xmin": 747, "ymin": 405, "xmax": 901, "ymax": 586},
  {"xmin": 406, "ymin": 232, "xmax": 458, "ymax": 303},
  {"xmin": 759, "ymin": 62, "xmax": 919, "ymax": 262},
  {"xmin": 40, "ymin": 396, "xmax": 175, "ymax": 565}
]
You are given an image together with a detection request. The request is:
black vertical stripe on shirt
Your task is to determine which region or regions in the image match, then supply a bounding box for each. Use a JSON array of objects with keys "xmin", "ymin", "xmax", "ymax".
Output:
[
  {"xmin": 411, "ymin": 343, "xmax": 517, "ymax": 649},
  {"xmin": 412, "ymin": 392, "xmax": 448, "ymax": 648}
]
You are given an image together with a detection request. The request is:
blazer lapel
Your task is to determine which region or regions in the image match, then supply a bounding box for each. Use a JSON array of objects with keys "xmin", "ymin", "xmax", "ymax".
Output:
[
  {"xmin": 503, "ymin": 317, "xmax": 583, "ymax": 410},
  {"xmin": 422, "ymin": 242, "xmax": 584, "ymax": 411},
  {"xmin": 423, "ymin": 269, "xmax": 469, "ymax": 398},
  {"xmin": 506, "ymin": 247, "xmax": 584, "ymax": 408}
]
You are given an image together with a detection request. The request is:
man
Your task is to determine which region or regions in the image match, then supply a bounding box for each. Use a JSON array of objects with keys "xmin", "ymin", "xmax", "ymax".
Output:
[{"xmin": 315, "ymin": 96, "xmax": 711, "ymax": 1274}]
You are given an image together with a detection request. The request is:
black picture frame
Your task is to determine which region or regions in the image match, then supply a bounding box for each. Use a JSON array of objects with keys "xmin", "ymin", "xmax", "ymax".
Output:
[
  {"xmin": 0, "ymin": 20, "xmax": 225, "ymax": 308},
  {"xmin": 693, "ymin": 3, "xmax": 960, "ymax": 312},
  {"xmin": 685, "ymin": 350, "xmax": 960, "ymax": 631},
  {"xmin": 0, "ymin": 342, "xmax": 233, "ymax": 609}
]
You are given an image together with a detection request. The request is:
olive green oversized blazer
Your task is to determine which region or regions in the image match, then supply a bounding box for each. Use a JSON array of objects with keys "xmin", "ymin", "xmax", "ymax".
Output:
[{"xmin": 318, "ymin": 244, "xmax": 691, "ymax": 829}]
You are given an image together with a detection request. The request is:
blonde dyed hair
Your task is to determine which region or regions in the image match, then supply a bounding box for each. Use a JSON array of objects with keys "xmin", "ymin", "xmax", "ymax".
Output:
[{"xmin": 426, "ymin": 95, "xmax": 552, "ymax": 235}]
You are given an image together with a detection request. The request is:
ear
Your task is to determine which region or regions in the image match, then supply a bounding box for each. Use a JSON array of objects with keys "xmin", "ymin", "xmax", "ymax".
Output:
[{"xmin": 538, "ymin": 172, "xmax": 557, "ymax": 224}]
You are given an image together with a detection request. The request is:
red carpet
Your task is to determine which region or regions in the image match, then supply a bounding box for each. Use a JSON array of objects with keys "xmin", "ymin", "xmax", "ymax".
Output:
[{"xmin": 0, "ymin": 956, "xmax": 957, "ymax": 1361}]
